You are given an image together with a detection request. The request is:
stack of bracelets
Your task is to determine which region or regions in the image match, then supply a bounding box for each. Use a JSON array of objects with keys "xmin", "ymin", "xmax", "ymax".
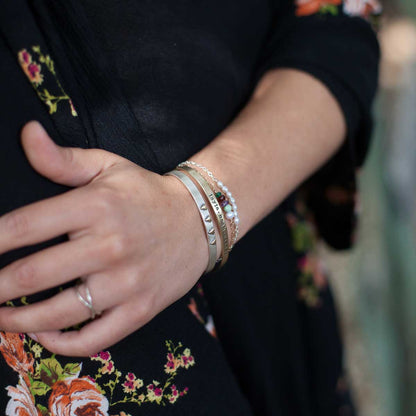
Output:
[{"xmin": 164, "ymin": 160, "xmax": 240, "ymax": 274}]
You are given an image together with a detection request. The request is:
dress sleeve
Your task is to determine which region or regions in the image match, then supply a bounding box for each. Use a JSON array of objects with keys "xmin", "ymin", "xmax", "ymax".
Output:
[{"xmin": 253, "ymin": 0, "xmax": 383, "ymax": 250}]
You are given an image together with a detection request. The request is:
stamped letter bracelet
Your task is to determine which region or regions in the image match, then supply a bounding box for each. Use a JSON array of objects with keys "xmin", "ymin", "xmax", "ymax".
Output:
[{"xmin": 165, "ymin": 160, "xmax": 239, "ymax": 274}]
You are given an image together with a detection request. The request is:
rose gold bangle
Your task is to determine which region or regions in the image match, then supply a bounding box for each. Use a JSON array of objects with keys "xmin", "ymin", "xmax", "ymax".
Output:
[{"xmin": 177, "ymin": 160, "xmax": 239, "ymax": 249}]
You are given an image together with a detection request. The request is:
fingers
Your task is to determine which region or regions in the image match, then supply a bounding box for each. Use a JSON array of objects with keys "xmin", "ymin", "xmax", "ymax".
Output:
[
  {"xmin": 0, "ymin": 187, "xmax": 91, "ymax": 254},
  {"xmin": 0, "ymin": 278, "xmax": 110, "ymax": 333},
  {"xmin": 0, "ymin": 269, "xmax": 137, "ymax": 334},
  {"xmin": 0, "ymin": 236, "xmax": 109, "ymax": 304},
  {"xmin": 21, "ymin": 121, "xmax": 122, "ymax": 187},
  {"xmin": 32, "ymin": 300, "xmax": 148, "ymax": 357}
]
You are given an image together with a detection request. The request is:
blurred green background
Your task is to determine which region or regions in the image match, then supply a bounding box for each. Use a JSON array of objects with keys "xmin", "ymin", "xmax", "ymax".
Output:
[{"xmin": 327, "ymin": 1, "xmax": 416, "ymax": 415}]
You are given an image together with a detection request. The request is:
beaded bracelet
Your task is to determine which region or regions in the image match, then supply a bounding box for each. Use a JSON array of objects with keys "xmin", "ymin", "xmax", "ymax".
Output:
[
  {"xmin": 177, "ymin": 160, "xmax": 240, "ymax": 249},
  {"xmin": 164, "ymin": 169, "xmax": 218, "ymax": 274},
  {"xmin": 178, "ymin": 165, "xmax": 229, "ymax": 270}
]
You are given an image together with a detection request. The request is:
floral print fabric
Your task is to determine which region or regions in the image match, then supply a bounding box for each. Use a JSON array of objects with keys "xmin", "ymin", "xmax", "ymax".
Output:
[
  {"xmin": 1, "ymin": 331, "xmax": 195, "ymax": 416},
  {"xmin": 0, "ymin": 0, "xmax": 382, "ymax": 413},
  {"xmin": 295, "ymin": 0, "xmax": 383, "ymax": 21},
  {"xmin": 17, "ymin": 46, "xmax": 77, "ymax": 117}
]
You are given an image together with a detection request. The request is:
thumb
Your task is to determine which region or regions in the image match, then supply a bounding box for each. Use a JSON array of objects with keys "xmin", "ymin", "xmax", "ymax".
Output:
[{"xmin": 21, "ymin": 121, "xmax": 120, "ymax": 187}]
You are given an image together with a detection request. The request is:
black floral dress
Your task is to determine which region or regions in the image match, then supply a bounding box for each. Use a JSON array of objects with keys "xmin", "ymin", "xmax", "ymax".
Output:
[{"xmin": 0, "ymin": 0, "xmax": 382, "ymax": 415}]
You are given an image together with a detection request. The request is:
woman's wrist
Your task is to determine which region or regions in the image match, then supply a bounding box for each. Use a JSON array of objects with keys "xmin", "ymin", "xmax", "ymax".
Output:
[
  {"xmin": 186, "ymin": 68, "xmax": 347, "ymax": 244},
  {"xmin": 161, "ymin": 173, "xmax": 210, "ymax": 276}
]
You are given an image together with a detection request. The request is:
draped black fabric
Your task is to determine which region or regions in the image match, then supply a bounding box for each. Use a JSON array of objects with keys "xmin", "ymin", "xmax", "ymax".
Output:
[{"xmin": 0, "ymin": 1, "xmax": 380, "ymax": 415}]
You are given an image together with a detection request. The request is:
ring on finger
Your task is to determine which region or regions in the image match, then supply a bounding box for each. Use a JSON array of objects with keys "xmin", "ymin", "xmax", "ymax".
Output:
[{"xmin": 75, "ymin": 279, "xmax": 101, "ymax": 320}]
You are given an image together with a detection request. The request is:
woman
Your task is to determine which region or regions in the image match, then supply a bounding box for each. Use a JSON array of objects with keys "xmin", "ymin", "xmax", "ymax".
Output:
[{"xmin": 0, "ymin": 0, "xmax": 382, "ymax": 415}]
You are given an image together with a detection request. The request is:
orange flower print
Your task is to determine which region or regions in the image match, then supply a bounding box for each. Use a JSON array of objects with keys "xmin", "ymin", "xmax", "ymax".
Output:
[
  {"xmin": 187, "ymin": 298, "xmax": 205, "ymax": 324},
  {"xmin": 0, "ymin": 332, "xmax": 34, "ymax": 386},
  {"xmin": 187, "ymin": 291, "xmax": 218, "ymax": 338},
  {"xmin": 1, "ymin": 337, "xmax": 194, "ymax": 413},
  {"xmin": 343, "ymin": 0, "xmax": 383, "ymax": 19},
  {"xmin": 295, "ymin": 0, "xmax": 342, "ymax": 16},
  {"xmin": 18, "ymin": 49, "xmax": 43, "ymax": 86},
  {"xmin": 48, "ymin": 377, "xmax": 109, "ymax": 416},
  {"xmin": 91, "ymin": 351, "xmax": 112, "ymax": 363},
  {"xmin": 5, "ymin": 377, "xmax": 40, "ymax": 416}
]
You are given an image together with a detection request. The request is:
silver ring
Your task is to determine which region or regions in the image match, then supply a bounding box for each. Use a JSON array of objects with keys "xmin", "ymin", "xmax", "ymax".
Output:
[{"xmin": 76, "ymin": 280, "xmax": 99, "ymax": 320}]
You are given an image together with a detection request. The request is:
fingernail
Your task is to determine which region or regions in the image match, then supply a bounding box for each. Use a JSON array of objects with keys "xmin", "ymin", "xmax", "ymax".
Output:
[{"xmin": 27, "ymin": 332, "xmax": 38, "ymax": 342}]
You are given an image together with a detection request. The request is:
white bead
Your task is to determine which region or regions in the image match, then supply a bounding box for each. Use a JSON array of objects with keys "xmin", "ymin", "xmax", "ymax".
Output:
[
  {"xmin": 222, "ymin": 186, "xmax": 228, "ymax": 192},
  {"xmin": 232, "ymin": 204, "xmax": 237, "ymax": 210},
  {"xmin": 226, "ymin": 191, "xmax": 232, "ymax": 197},
  {"xmin": 217, "ymin": 181, "xmax": 223, "ymax": 187},
  {"xmin": 234, "ymin": 217, "xmax": 240, "ymax": 224},
  {"xmin": 230, "ymin": 197, "xmax": 235, "ymax": 203},
  {"xmin": 226, "ymin": 211, "xmax": 235, "ymax": 219}
]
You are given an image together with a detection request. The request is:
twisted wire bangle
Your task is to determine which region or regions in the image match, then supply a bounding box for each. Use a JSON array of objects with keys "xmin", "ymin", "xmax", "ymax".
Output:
[
  {"xmin": 164, "ymin": 169, "xmax": 218, "ymax": 274},
  {"xmin": 178, "ymin": 165, "xmax": 229, "ymax": 270},
  {"xmin": 177, "ymin": 160, "xmax": 240, "ymax": 249}
]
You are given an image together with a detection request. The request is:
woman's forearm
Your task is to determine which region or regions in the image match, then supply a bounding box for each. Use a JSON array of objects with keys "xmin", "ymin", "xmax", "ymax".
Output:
[{"xmin": 189, "ymin": 67, "xmax": 347, "ymax": 242}]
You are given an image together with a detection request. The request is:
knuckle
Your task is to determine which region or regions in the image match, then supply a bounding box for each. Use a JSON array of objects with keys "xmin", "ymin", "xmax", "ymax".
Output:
[
  {"xmin": 3, "ymin": 211, "xmax": 30, "ymax": 239},
  {"xmin": 102, "ymin": 235, "xmax": 128, "ymax": 262},
  {"xmin": 123, "ymin": 270, "xmax": 140, "ymax": 293},
  {"xmin": 134, "ymin": 295, "xmax": 154, "ymax": 323},
  {"xmin": 93, "ymin": 186, "xmax": 119, "ymax": 216},
  {"xmin": 13, "ymin": 261, "xmax": 37, "ymax": 290}
]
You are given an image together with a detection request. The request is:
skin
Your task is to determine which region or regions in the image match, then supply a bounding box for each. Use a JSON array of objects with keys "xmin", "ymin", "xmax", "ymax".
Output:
[{"xmin": 0, "ymin": 68, "xmax": 346, "ymax": 356}]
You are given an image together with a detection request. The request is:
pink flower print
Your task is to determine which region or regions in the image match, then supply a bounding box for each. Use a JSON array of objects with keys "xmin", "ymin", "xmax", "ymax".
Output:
[
  {"xmin": 122, "ymin": 373, "xmax": 143, "ymax": 393},
  {"xmin": 101, "ymin": 360, "xmax": 115, "ymax": 375},
  {"xmin": 91, "ymin": 351, "xmax": 111, "ymax": 363},
  {"xmin": 180, "ymin": 349, "xmax": 195, "ymax": 369},
  {"xmin": 18, "ymin": 49, "xmax": 43, "ymax": 86},
  {"xmin": 27, "ymin": 62, "xmax": 43, "ymax": 85},
  {"xmin": 17, "ymin": 46, "xmax": 77, "ymax": 116},
  {"xmin": 179, "ymin": 387, "xmax": 189, "ymax": 397},
  {"xmin": 99, "ymin": 351, "xmax": 111, "ymax": 361},
  {"xmin": 122, "ymin": 380, "xmax": 135, "ymax": 393},
  {"xmin": 69, "ymin": 99, "xmax": 78, "ymax": 117},
  {"xmin": 168, "ymin": 385, "xmax": 180, "ymax": 404},
  {"xmin": 146, "ymin": 383, "xmax": 163, "ymax": 403},
  {"xmin": 164, "ymin": 352, "xmax": 181, "ymax": 374},
  {"xmin": 18, "ymin": 49, "xmax": 32, "ymax": 65}
]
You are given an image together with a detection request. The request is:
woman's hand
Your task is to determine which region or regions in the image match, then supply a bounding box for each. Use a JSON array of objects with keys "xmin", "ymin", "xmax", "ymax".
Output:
[{"xmin": 0, "ymin": 121, "xmax": 208, "ymax": 356}]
